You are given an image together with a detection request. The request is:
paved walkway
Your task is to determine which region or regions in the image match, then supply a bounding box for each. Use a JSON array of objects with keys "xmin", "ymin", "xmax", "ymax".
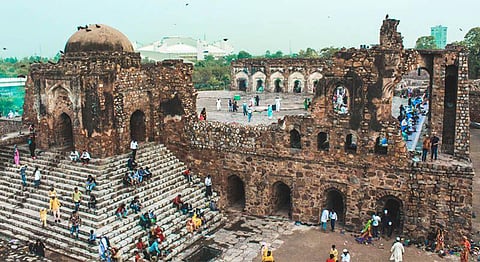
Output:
[{"xmin": 196, "ymin": 90, "xmax": 312, "ymax": 126}]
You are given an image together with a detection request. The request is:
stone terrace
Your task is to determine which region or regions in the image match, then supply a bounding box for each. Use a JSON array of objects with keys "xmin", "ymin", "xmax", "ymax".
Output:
[{"xmin": 0, "ymin": 142, "xmax": 224, "ymax": 261}]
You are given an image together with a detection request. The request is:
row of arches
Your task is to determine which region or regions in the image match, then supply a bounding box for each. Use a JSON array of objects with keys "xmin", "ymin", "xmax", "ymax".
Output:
[
  {"xmin": 51, "ymin": 110, "xmax": 147, "ymax": 151},
  {"xmin": 234, "ymin": 71, "xmax": 322, "ymax": 93},
  {"xmin": 289, "ymin": 130, "xmax": 388, "ymax": 155},
  {"xmin": 226, "ymin": 175, "xmax": 403, "ymax": 232}
]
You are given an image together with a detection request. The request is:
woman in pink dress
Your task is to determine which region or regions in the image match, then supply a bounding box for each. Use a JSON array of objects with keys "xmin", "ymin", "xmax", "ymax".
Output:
[{"xmin": 13, "ymin": 144, "xmax": 20, "ymax": 166}]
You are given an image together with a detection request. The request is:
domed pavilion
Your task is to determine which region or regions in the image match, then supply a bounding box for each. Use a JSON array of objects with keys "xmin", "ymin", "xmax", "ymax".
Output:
[{"xmin": 23, "ymin": 24, "xmax": 196, "ymax": 157}]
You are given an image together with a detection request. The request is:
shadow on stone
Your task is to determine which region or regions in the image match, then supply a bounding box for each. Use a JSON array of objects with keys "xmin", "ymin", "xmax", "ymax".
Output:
[{"xmin": 184, "ymin": 246, "xmax": 222, "ymax": 262}]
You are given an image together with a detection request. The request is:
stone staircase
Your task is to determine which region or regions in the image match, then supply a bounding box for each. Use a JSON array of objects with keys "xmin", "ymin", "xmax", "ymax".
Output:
[{"xmin": 0, "ymin": 142, "xmax": 224, "ymax": 261}]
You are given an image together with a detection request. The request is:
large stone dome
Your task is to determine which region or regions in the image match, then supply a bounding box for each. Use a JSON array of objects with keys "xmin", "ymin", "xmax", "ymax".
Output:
[{"xmin": 64, "ymin": 24, "xmax": 134, "ymax": 53}]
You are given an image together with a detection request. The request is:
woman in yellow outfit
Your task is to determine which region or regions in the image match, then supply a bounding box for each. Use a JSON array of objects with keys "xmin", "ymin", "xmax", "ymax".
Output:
[
  {"xmin": 186, "ymin": 218, "xmax": 195, "ymax": 234},
  {"xmin": 192, "ymin": 213, "xmax": 202, "ymax": 230},
  {"xmin": 261, "ymin": 246, "xmax": 274, "ymax": 262},
  {"xmin": 49, "ymin": 196, "xmax": 61, "ymax": 223}
]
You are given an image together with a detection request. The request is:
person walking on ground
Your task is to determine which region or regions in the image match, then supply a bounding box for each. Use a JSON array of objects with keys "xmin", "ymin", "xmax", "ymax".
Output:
[
  {"xmin": 72, "ymin": 187, "xmax": 82, "ymax": 212},
  {"xmin": 49, "ymin": 195, "xmax": 61, "ymax": 223},
  {"xmin": 216, "ymin": 98, "xmax": 221, "ymax": 111},
  {"xmin": 326, "ymin": 253, "xmax": 336, "ymax": 262},
  {"xmin": 275, "ymin": 97, "xmax": 281, "ymax": 112},
  {"xmin": 320, "ymin": 208, "xmax": 329, "ymax": 232},
  {"xmin": 329, "ymin": 244, "xmax": 338, "ymax": 262},
  {"xmin": 228, "ymin": 98, "xmax": 233, "ymax": 112},
  {"xmin": 130, "ymin": 139, "xmax": 138, "ymax": 161},
  {"xmin": 242, "ymin": 101, "xmax": 247, "ymax": 116},
  {"xmin": 267, "ymin": 105, "xmax": 273, "ymax": 119},
  {"xmin": 329, "ymin": 209, "xmax": 337, "ymax": 232},
  {"xmin": 255, "ymin": 95, "xmax": 260, "ymax": 106},
  {"xmin": 20, "ymin": 165, "xmax": 27, "ymax": 187},
  {"xmin": 33, "ymin": 167, "xmax": 41, "ymax": 188},
  {"xmin": 390, "ymin": 237, "xmax": 404, "ymax": 262},
  {"xmin": 421, "ymin": 135, "xmax": 430, "ymax": 162},
  {"xmin": 430, "ymin": 133, "xmax": 439, "ymax": 160},
  {"xmin": 205, "ymin": 175, "xmax": 212, "ymax": 199},
  {"xmin": 341, "ymin": 249, "xmax": 350, "ymax": 262},
  {"xmin": 372, "ymin": 212, "xmax": 381, "ymax": 238},
  {"xmin": 13, "ymin": 144, "xmax": 20, "ymax": 166},
  {"xmin": 247, "ymin": 106, "xmax": 253, "ymax": 123}
]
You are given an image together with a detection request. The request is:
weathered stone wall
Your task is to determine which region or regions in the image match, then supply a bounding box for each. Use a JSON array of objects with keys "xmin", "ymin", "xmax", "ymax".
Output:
[
  {"xmin": 164, "ymin": 18, "xmax": 474, "ymax": 244},
  {"xmin": 0, "ymin": 119, "xmax": 23, "ymax": 137},
  {"xmin": 469, "ymin": 80, "xmax": 480, "ymax": 122},
  {"xmin": 23, "ymin": 49, "xmax": 194, "ymax": 157}
]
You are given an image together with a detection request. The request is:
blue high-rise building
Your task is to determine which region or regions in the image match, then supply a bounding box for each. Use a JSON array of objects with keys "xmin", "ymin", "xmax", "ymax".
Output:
[{"xmin": 431, "ymin": 25, "xmax": 447, "ymax": 49}]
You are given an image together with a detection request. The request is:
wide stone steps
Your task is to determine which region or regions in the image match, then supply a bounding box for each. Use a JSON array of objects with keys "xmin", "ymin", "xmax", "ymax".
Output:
[{"xmin": 0, "ymin": 142, "xmax": 224, "ymax": 261}]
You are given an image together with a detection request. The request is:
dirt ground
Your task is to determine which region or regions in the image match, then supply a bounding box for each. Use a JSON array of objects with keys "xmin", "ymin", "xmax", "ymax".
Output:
[{"xmin": 255, "ymin": 227, "xmax": 459, "ymax": 262}]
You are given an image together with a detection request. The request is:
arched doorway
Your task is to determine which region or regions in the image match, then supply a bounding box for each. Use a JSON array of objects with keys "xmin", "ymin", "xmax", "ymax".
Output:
[
  {"xmin": 377, "ymin": 195, "xmax": 403, "ymax": 235},
  {"xmin": 55, "ymin": 112, "xmax": 74, "ymax": 150},
  {"xmin": 130, "ymin": 110, "xmax": 146, "ymax": 142},
  {"xmin": 294, "ymin": 80, "xmax": 301, "ymax": 93},
  {"xmin": 272, "ymin": 181, "xmax": 291, "ymax": 218},
  {"xmin": 256, "ymin": 79, "xmax": 264, "ymax": 91},
  {"xmin": 290, "ymin": 129, "xmax": 301, "ymax": 149},
  {"xmin": 227, "ymin": 175, "xmax": 246, "ymax": 210},
  {"xmin": 238, "ymin": 79, "xmax": 247, "ymax": 91},
  {"xmin": 442, "ymin": 65, "xmax": 458, "ymax": 155},
  {"xmin": 317, "ymin": 132, "xmax": 329, "ymax": 151},
  {"xmin": 325, "ymin": 188, "xmax": 345, "ymax": 222},
  {"xmin": 275, "ymin": 79, "xmax": 282, "ymax": 93}
]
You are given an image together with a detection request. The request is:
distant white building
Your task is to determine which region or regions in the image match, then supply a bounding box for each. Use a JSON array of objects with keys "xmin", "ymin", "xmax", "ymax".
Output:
[{"xmin": 136, "ymin": 36, "xmax": 234, "ymax": 62}]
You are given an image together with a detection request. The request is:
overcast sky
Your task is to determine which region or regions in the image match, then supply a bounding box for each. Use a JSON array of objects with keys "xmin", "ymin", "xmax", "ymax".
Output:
[{"xmin": 0, "ymin": 0, "xmax": 478, "ymax": 58}]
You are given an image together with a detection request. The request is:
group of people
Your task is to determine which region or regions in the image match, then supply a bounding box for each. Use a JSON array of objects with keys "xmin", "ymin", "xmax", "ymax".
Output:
[
  {"xmin": 123, "ymin": 164, "xmax": 153, "ymax": 187},
  {"xmin": 69, "ymin": 149, "xmax": 92, "ymax": 165},
  {"xmin": 398, "ymin": 93, "xmax": 428, "ymax": 142},
  {"xmin": 320, "ymin": 208, "xmax": 338, "ymax": 232},
  {"xmin": 421, "ymin": 133, "xmax": 440, "ymax": 161},
  {"xmin": 327, "ymin": 245, "xmax": 350, "ymax": 262},
  {"xmin": 356, "ymin": 210, "xmax": 395, "ymax": 245}
]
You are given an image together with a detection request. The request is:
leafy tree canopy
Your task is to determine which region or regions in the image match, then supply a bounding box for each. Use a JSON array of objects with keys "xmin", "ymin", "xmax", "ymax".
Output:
[{"xmin": 415, "ymin": 36, "xmax": 437, "ymax": 50}]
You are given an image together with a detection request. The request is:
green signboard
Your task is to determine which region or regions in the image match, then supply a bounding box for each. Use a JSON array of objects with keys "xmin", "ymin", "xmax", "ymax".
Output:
[{"xmin": 0, "ymin": 85, "xmax": 25, "ymax": 117}]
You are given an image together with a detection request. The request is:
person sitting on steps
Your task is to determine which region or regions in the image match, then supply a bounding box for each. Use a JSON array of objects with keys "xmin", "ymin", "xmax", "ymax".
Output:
[
  {"xmin": 130, "ymin": 196, "xmax": 142, "ymax": 214},
  {"xmin": 80, "ymin": 150, "xmax": 91, "ymax": 165},
  {"xmin": 85, "ymin": 175, "xmax": 97, "ymax": 194},
  {"xmin": 172, "ymin": 194, "xmax": 183, "ymax": 210},
  {"xmin": 70, "ymin": 150, "xmax": 80, "ymax": 162},
  {"xmin": 139, "ymin": 212, "xmax": 151, "ymax": 230},
  {"xmin": 115, "ymin": 203, "xmax": 128, "ymax": 219}
]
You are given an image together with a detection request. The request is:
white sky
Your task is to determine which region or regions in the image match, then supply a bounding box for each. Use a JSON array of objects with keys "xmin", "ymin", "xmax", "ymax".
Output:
[{"xmin": 0, "ymin": 0, "xmax": 478, "ymax": 58}]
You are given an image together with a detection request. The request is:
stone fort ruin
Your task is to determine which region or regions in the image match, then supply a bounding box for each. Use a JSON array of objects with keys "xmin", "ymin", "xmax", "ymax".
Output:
[
  {"xmin": 191, "ymin": 18, "xmax": 473, "ymax": 240},
  {"xmin": 0, "ymin": 17, "xmax": 473, "ymax": 259}
]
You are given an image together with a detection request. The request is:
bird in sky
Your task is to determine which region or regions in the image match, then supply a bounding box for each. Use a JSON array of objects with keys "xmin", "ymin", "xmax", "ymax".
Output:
[
  {"xmin": 2, "ymin": 47, "xmax": 6, "ymax": 50},
  {"xmin": 186, "ymin": 3, "xmax": 189, "ymax": 6},
  {"xmin": 459, "ymin": 28, "xmax": 463, "ymax": 31}
]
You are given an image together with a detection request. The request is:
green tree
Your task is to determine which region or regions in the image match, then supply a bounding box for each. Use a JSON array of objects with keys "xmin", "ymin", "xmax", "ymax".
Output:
[
  {"xmin": 237, "ymin": 50, "xmax": 252, "ymax": 59},
  {"xmin": 318, "ymin": 47, "xmax": 339, "ymax": 59},
  {"xmin": 298, "ymin": 48, "xmax": 319, "ymax": 58},
  {"xmin": 464, "ymin": 27, "xmax": 480, "ymax": 79},
  {"xmin": 415, "ymin": 36, "xmax": 437, "ymax": 50}
]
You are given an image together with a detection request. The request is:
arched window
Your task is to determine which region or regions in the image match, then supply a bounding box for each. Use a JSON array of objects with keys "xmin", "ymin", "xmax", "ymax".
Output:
[
  {"xmin": 333, "ymin": 86, "xmax": 349, "ymax": 114},
  {"xmin": 290, "ymin": 129, "xmax": 301, "ymax": 149},
  {"xmin": 317, "ymin": 132, "xmax": 329, "ymax": 151},
  {"xmin": 294, "ymin": 80, "xmax": 301, "ymax": 93},
  {"xmin": 345, "ymin": 134, "xmax": 357, "ymax": 153},
  {"xmin": 374, "ymin": 136, "xmax": 388, "ymax": 155}
]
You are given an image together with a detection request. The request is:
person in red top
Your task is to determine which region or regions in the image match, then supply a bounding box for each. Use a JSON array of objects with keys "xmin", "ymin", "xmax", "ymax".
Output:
[
  {"xmin": 172, "ymin": 194, "xmax": 183, "ymax": 210},
  {"xmin": 134, "ymin": 250, "xmax": 144, "ymax": 262},
  {"xmin": 153, "ymin": 226, "xmax": 165, "ymax": 243},
  {"xmin": 135, "ymin": 237, "xmax": 146, "ymax": 251},
  {"xmin": 326, "ymin": 253, "xmax": 336, "ymax": 262},
  {"xmin": 460, "ymin": 236, "xmax": 471, "ymax": 262},
  {"xmin": 183, "ymin": 168, "xmax": 192, "ymax": 183}
]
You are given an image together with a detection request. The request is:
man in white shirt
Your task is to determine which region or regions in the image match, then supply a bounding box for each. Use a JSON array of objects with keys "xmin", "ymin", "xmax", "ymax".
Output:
[
  {"xmin": 341, "ymin": 249, "xmax": 351, "ymax": 262},
  {"xmin": 329, "ymin": 209, "xmax": 338, "ymax": 232},
  {"xmin": 372, "ymin": 213, "xmax": 381, "ymax": 238},
  {"xmin": 205, "ymin": 175, "xmax": 212, "ymax": 199},
  {"xmin": 130, "ymin": 139, "xmax": 138, "ymax": 161},
  {"xmin": 320, "ymin": 209, "xmax": 329, "ymax": 232}
]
